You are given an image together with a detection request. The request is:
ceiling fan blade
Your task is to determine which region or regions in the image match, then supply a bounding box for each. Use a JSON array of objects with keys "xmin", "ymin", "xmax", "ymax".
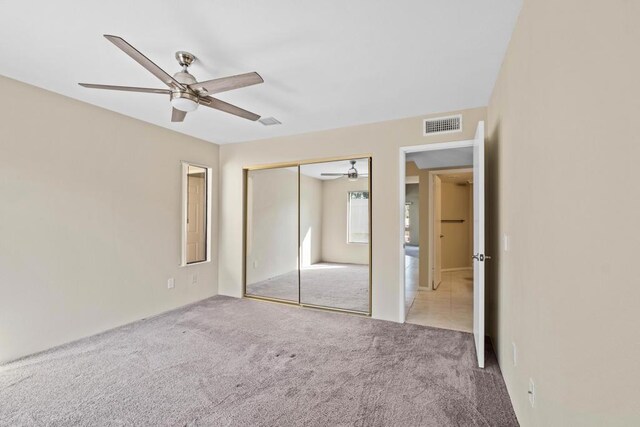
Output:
[
  {"xmin": 171, "ymin": 108, "xmax": 187, "ymax": 122},
  {"xmin": 320, "ymin": 173, "xmax": 347, "ymax": 176},
  {"xmin": 103, "ymin": 35, "xmax": 184, "ymax": 90},
  {"xmin": 199, "ymin": 96, "xmax": 260, "ymax": 121},
  {"xmin": 189, "ymin": 72, "xmax": 264, "ymax": 94},
  {"xmin": 78, "ymin": 83, "xmax": 171, "ymax": 94}
]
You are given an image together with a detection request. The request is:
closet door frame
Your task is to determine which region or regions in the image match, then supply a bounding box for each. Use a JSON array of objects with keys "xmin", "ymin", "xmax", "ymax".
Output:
[{"xmin": 242, "ymin": 155, "xmax": 372, "ymax": 316}]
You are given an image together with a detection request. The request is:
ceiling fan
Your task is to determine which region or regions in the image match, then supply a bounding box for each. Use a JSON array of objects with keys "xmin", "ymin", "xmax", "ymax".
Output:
[
  {"xmin": 321, "ymin": 160, "xmax": 369, "ymax": 181},
  {"xmin": 79, "ymin": 35, "xmax": 263, "ymax": 123}
]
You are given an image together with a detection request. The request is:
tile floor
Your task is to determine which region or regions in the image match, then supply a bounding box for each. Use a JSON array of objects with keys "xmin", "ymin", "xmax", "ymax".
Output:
[
  {"xmin": 404, "ymin": 250, "xmax": 420, "ymax": 314},
  {"xmin": 406, "ymin": 264, "xmax": 474, "ymax": 333}
]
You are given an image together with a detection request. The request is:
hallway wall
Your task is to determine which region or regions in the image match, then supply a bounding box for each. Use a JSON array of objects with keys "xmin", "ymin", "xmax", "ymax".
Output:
[{"xmin": 441, "ymin": 182, "xmax": 472, "ymax": 270}]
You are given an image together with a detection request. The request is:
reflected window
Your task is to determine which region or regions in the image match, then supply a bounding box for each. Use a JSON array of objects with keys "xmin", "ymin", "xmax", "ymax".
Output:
[{"xmin": 347, "ymin": 191, "xmax": 369, "ymax": 243}]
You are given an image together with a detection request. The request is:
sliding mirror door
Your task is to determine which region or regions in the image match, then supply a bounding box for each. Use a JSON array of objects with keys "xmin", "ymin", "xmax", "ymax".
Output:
[
  {"xmin": 245, "ymin": 166, "xmax": 299, "ymax": 302},
  {"xmin": 299, "ymin": 158, "xmax": 371, "ymax": 313}
]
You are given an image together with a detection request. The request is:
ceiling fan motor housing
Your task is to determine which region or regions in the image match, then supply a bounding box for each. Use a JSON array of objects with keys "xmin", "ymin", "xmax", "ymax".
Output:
[
  {"xmin": 173, "ymin": 70, "xmax": 197, "ymax": 86},
  {"xmin": 175, "ymin": 51, "xmax": 196, "ymax": 68}
]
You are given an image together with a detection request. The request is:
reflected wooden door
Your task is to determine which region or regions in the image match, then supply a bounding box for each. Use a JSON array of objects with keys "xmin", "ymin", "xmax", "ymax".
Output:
[{"xmin": 187, "ymin": 174, "xmax": 206, "ymax": 263}]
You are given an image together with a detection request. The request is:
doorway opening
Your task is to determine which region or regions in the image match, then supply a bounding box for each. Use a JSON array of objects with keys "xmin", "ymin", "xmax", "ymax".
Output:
[
  {"xmin": 399, "ymin": 122, "xmax": 486, "ymax": 367},
  {"xmin": 410, "ymin": 167, "xmax": 473, "ymax": 332},
  {"xmin": 404, "ymin": 154, "xmax": 474, "ymax": 332}
]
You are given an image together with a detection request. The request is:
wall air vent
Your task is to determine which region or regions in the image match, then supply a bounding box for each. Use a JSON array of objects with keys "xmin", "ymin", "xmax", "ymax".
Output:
[
  {"xmin": 423, "ymin": 114, "xmax": 462, "ymax": 136},
  {"xmin": 258, "ymin": 117, "xmax": 282, "ymax": 126}
]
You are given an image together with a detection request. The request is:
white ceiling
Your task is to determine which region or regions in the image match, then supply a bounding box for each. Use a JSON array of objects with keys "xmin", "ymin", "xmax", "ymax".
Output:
[
  {"xmin": 0, "ymin": 0, "xmax": 521, "ymax": 144},
  {"xmin": 300, "ymin": 159, "xmax": 369, "ymax": 180},
  {"xmin": 407, "ymin": 147, "xmax": 473, "ymax": 169}
]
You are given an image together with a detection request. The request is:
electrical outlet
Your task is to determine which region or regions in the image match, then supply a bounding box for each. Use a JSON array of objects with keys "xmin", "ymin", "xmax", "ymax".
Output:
[
  {"xmin": 512, "ymin": 342, "xmax": 517, "ymax": 367},
  {"xmin": 167, "ymin": 278, "xmax": 175, "ymax": 289},
  {"xmin": 528, "ymin": 378, "xmax": 535, "ymax": 407},
  {"xmin": 503, "ymin": 233, "xmax": 510, "ymax": 252},
  {"xmin": 253, "ymin": 260, "xmax": 258, "ymax": 269},
  {"xmin": 191, "ymin": 273, "xmax": 198, "ymax": 285}
]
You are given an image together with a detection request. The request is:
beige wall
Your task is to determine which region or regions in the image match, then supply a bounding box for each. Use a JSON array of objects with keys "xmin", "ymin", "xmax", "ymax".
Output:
[
  {"xmin": 321, "ymin": 177, "xmax": 369, "ymax": 265},
  {"xmin": 246, "ymin": 167, "xmax": 299, "ymax": 284},
  {"xmin": 218, "ymin": 107, "xmax": 486, "ymax": 321},
  {"xmin": 300, "ymin": 175, "xmax": 323, "ymax": 267},
  {"xmin": 487, "ymin": 0, "xmax": 640, "ymax": 424},
  {"xmin": 0, "ymin": 75, "xmax": 219, "ymax": 363},
  {"xmin": 441, "ymin": 182, "xmax": 472, "ymax": 270}
]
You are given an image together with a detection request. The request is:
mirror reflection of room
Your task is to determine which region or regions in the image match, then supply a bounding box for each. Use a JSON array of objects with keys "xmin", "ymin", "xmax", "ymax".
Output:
[
  {"xmin": 299, "ymin": 159, "xmax": 370, "ymax": 313},
  {"xmin": 245, "ymin": 166, "xmax": 299, "ymax": 302}
]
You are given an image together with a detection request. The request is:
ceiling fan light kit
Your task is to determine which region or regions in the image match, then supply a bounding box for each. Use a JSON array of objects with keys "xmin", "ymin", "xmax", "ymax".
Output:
[
  {"xmin": 170, "ymin": 52, "xmax": 199, "ymax": 112},
  {"xmin": 79, "ymin": 35, "xmax": 263, "ymax": 122}
]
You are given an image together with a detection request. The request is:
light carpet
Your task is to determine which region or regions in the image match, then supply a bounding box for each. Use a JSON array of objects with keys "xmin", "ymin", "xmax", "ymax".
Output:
[
  {"xmin": 0, "ymin": 296, "xmax": 518, "ymax": 426},
  {"xmin": 246, "ymin": 262, "xmax": 369, "ymax": 312}
]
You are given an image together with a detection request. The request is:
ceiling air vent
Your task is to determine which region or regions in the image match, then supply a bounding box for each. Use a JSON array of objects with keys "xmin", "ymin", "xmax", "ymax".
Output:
[
  {"xmin": 423, "ymin": 114, "xmax": 462, "ymax": 136},
  {"xmin": 259, "ymin": 117, "xmax": 282, "ymax": 126}
]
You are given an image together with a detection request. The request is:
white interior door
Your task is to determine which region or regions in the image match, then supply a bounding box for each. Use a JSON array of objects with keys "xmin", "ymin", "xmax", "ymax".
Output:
[
  {"xmin": 473, "ymin": 121, "xmax": 486, "ymax": 368},
  {"xmin": 434, "ymin": 175, "xmax": 443, "ymax": 289}
]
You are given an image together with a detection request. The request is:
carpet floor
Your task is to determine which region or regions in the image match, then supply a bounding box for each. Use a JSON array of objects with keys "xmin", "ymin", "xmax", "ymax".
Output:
[
  {"xmin": 0, "ymin": 296, "xmax": 518, "ymax": 426},
  {"xmin": 246, "ymin": 262, "xmax": 369, "ymax": 312}
]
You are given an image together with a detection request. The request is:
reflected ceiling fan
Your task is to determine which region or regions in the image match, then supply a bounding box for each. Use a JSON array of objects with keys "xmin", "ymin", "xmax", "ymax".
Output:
[
  {"xmin": 321, "ymin": 160, "xmax": 368, "ymax": 181},
  {"xmin": 79, "ymin": 35, "xmax": 263, "ymax": 123}
]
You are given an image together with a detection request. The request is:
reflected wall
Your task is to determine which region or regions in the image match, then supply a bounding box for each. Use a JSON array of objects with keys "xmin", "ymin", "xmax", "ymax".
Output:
[
  {"xmin": 300, "ymin": 159, "xmax": 370, "ymax": 312},
  {"xmin": 245, "ymin": 166, "xmax": 299, "ymax": 302}
]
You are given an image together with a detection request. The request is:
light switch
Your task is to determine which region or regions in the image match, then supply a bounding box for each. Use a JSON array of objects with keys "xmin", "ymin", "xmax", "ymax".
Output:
[{"xmin": 167, "ymin": 278, "xmax": 175, "ymax": 289}]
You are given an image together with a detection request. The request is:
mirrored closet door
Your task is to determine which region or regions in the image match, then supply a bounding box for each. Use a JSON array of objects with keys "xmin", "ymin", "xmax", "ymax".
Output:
[
  {"xmin": 245, "ymin": 166, "xmax": 299, "ymax": 302},
  {"xmin": 244, "ymin": 158, "xmax": 371, "ymax": 315},
  {"xmin": 299, "ymin": 159, "xmax": 370, "ymax": 313}
]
